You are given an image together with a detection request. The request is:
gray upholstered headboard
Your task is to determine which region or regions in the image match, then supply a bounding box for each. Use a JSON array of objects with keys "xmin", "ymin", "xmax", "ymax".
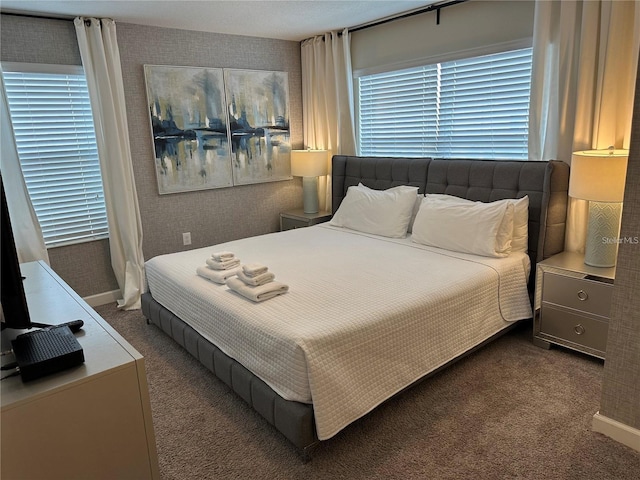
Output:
[{"xmin": 331, "ymin": 156, "xmax": 570, "ymax": 289}]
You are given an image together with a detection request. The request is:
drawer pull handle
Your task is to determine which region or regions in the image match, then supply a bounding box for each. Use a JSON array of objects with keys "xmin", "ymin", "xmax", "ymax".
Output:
[
  {"xmin": 577, "ymin": 290, "xmax": 588, "ymax": 301},
  {"xmin": 574, "ymin": 324, "xmax": 585, "ymax": 335}
]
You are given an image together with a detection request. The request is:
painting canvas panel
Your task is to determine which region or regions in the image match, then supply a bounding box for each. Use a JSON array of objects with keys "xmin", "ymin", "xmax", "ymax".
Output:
[
  {"xmin": 223, "ymin": 69, "xmax": 292, "ymax": 185},
  {"xmin": 144, "ymin": 65, "xmax": 233, "ymax": 194}
]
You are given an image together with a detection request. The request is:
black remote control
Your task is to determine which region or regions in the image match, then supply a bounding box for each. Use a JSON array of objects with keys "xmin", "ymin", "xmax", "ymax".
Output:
[
  {"xmin": 30, "ymin": 319, "xmax": 85, "ymax": 333},
  {"xmin": 48, "ymin": 320, "xmax": 84, "ymax": 333},
  {"xmin": 59, "ymin": 320, "xmax": 84, "ymax": 333}
]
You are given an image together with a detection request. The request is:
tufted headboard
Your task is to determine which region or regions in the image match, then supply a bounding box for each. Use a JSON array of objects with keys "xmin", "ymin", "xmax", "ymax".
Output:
[{"xmin": 331, "ymin": 156, "xmax": 570, "ymax": 290}]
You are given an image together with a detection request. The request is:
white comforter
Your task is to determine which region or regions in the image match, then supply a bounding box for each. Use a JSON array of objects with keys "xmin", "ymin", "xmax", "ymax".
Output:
[{"xmin": 145, "ymin": 224, "xmax": 532, "ymax": 440}]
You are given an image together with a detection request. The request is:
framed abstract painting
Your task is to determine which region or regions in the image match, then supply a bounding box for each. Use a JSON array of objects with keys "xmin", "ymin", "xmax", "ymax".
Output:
[
  {"xmin": 144, "ymin": 65, "xmax": 234, "ymax": 194},
  {"xmin": 223, "ymin": 69, "xmax": 292, "ymax": 185}
]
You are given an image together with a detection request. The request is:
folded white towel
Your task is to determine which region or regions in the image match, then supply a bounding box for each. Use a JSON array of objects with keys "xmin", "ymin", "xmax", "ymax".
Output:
[
  {"xmin": 206, "ymin": 257, "xmax": 241, "ymax": 270},
  {"xmin": 226, "ymin": 277, "xmax": 289, "ymax": 302},
  {"xmin": 211, "ymin": 250, "xmax": 235, "ymax": 261},
  {"xmin": 237, "ymin": 270, "xmax": 275, "ymax": 286},
  {"xmin": 242, "ymin": 263, "xmax": 268, "ymax": 277},
  {"xmin": 196, "ymin": 265, "xmax": 241, "ymax": 284}
]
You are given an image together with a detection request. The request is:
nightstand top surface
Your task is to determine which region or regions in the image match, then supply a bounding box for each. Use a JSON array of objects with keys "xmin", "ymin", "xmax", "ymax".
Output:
[
  {"xmin": 539, "ymin": 251, "xmax": 615, "ymax": 280},
  {"xmin": 280, "ymin": 209, "xmax": 332, "ymax": 220}
]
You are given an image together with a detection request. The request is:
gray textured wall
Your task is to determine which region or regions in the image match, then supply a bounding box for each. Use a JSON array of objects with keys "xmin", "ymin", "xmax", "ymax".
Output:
[
  {"xmin": 1, "ymin": 14, "xmax": 303, "ymax": 296},
  {"xmin": 116, "ymin": 23, "xmax": 302, "ymax": 260},
  {"xmin": 600, "ymin": 57, "xmax": 640, "ymax": 430}
]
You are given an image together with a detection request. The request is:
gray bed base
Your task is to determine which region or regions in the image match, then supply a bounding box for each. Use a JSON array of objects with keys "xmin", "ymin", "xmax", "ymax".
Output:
[
  {"xmin": 142, "ymin": 156, "xmax": 570, "ymax": 460},
  {"xmin": 141, "ymin": 292, "xmax": 318, "ymax": 459}
]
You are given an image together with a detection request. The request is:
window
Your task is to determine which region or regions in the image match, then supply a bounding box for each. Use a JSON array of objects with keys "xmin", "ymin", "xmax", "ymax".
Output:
[
  {"xmin": 358, "ymin": 47, "xmax": 533, "ymax": 160},
  {"xmin": 3, "ymin": 65, "xmax": 108, "ymax": 247}
]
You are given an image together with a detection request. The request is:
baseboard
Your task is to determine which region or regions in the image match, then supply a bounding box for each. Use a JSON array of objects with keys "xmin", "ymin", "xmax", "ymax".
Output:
[
  {"xmin": 592, "ymin": 411, "xmax": 640, "ymax": 452},
  {"xmin": 83, "ymin": 289, "xmax": 121, "ymax": 307}
]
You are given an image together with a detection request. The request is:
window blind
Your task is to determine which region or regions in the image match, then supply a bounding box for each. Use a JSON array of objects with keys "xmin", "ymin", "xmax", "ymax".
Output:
[
  {"xmin": 358, "ymin": 47, "xmax": 532, "ymax": 160},
  {"xmin": 3, "ymin": 71, "xmax": 108, "ymax": 247}
]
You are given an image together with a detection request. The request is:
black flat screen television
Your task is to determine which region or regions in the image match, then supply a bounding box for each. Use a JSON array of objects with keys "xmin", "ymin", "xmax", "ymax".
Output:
[{"xmin": 1, "ymin": 174, "xmax": 32, "ymax": 330}]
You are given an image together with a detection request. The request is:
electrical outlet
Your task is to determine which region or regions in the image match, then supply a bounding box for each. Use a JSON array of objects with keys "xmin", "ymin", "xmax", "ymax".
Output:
[{"xmin": 182, "ymin": 232, "xmax": 192, "ymax": 246}]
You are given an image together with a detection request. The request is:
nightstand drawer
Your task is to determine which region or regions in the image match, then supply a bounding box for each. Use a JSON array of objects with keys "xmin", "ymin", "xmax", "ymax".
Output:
[
  {"xmin": 280, "ymin": 217, "xmax": 308, "ymax": 230},
  {"xmin": 542, "ymin": 272, "xmax": 613, "ymax": 317},
  {"xmin": 540, "ymin": 304, "xmax": 608, "ymax": 353}
]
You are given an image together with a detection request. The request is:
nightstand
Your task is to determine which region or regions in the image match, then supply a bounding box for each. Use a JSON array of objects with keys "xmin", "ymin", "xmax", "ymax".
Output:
[
  {"xmin": 533, "ymin": 251, "xmax": 615, "ymax": 359},
  {"xmin": 280, "ymin": 209, "xmax": 331, "ymax": 231}
]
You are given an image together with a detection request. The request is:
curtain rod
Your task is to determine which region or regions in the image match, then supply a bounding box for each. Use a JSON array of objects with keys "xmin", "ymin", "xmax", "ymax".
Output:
[
  {"xmin": 1, "ymin": 11, "xmax": 74, "ymax": 22},
  {"xmin": 348, "ymin": 0, "xmax": 470, "ymax": 33}
]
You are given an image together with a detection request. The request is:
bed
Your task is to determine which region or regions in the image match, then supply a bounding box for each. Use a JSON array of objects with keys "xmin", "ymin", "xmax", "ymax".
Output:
[{"xmin": 141, "ymin": 156, "xmax": 569, "ymax": 459}]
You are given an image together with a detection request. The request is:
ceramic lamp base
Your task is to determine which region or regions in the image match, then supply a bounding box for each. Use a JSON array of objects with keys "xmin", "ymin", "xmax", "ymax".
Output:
[
  {"xmin": 302, "ymin": 176, "xmax": 319, "ymax": 214},
  {"xmin": 584, "ymin": 201, "xmax": 623, "ymax": 268}
]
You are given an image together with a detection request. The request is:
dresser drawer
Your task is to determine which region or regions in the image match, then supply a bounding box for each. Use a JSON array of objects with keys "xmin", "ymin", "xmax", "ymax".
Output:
[
  {"xmin": 542, "ymin": 272, "xmax": 613, "ymax": 317},
  {"xmin": 539, "ymin": 304, "xmax": 608, "ymax": 353}
]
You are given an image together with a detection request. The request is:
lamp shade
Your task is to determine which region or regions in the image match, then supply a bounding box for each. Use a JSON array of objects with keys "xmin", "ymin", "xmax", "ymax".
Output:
[
  {"xmin": 569, "ymin": 149, "xmax": 629, "ymax": 202},
  {"xmin": 290, "ymin": 150, "xmax": 328, "ymax": 177}
]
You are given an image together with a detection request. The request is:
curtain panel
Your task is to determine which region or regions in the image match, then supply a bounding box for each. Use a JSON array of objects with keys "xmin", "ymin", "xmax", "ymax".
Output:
[
  {"xmin": 301, "ymin": 29, "xmax": 357, "ymax": 212},
  {"xmin": 528, "ymin": 0, "xmax": 640, "ymax": 252},
  {"xmin": 74, "ymin": 17, "xmax": 145, "ymax": 310},
  {"xmin": 0, "ymin": 70, "xmax": 49, "ymax": 265}
]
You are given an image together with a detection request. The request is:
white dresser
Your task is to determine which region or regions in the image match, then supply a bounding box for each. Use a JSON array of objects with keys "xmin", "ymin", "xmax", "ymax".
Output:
[{"xmin": 1, "ymin": 261, "xmax": 160, "ymax": 479}]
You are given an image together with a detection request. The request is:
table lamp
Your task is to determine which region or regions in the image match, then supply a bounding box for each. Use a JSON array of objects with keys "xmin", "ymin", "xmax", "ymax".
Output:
[
  {"xmin": 290, "ymin": 149, "xmax": 328, "ymax": 214},
  {"xmin": 568, "ymin": 148, "xmax": 629, "ymax": 267}
]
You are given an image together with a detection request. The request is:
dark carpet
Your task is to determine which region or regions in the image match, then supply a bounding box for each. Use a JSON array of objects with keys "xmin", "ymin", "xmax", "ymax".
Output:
[{"xmin": 95, "ymin": 303, "xmax": 640, "ymax": 479}]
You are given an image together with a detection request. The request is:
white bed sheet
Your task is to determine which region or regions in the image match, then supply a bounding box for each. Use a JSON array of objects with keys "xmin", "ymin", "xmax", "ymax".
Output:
[{"xmin": 145, "ymin": 224, "xmax": 532, "ymax": 440}]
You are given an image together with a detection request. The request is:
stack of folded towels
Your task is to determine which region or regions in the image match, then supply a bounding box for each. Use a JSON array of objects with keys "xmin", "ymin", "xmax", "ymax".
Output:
[
  {"xmin": 226, "ymin": 263, "xmax": 289, "ymax": 302},
  {"xmin": 196, "ymin": 251, "xmax": 241, "ymax": 284}
]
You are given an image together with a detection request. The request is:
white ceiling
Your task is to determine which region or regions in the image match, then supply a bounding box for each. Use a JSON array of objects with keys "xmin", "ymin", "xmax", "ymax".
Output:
[{"xmin": 0, "ymin": 0, "xmax": 440, "ymax": 41}]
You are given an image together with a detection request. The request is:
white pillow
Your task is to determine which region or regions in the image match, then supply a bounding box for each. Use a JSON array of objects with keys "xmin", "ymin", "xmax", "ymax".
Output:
[
  {"xmin": 330, "ymin": 183, "xmax": 419, "ymax": 238},
  {"xmin": 425, "ymin": 194, "xmax": 529, "ymax": 253},
  {"xmin": 407, "ymin": 194, "xmax": 425, "ymax": 233},
  {"xmin": 412, "ymin": 198, "xmax": 513, "ymax": 257}
]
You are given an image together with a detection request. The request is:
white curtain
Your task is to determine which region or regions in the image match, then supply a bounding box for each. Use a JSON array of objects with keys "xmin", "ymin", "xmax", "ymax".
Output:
[
  {"xmin": 0, "ymin": 70, "xmax": 50, "ymax": 265},
  {"xmin": 74, "ymin": 17, "xmax": 145, "ymax": 310},
  {"xmin": 528, "ymin": 0, "xmax": 640, "ymax": 252},
  {"xmin": 301, "ymin": 29, "xmax": 357, "ymax": 212}
]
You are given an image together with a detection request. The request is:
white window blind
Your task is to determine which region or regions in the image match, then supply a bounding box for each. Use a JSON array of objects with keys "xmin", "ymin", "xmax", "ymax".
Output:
[
  {"xmin": 358, "ymin": 47, "xmax": 532, "ymax": 160},
  {"xmin": 3, "ymin": 69, "xmax": 108, "ymax": 247}
]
